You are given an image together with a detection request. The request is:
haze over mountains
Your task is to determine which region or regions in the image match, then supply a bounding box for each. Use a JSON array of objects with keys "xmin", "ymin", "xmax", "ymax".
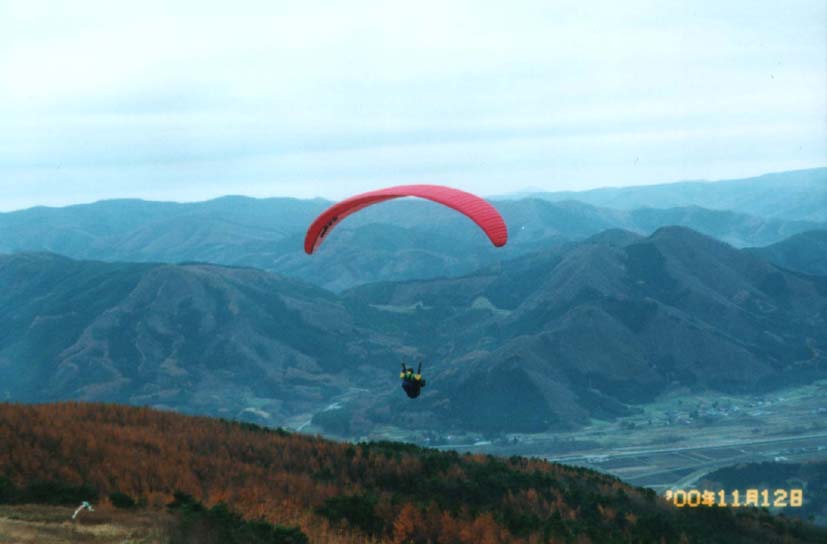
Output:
[
  {"xmin": 2, "ymin": 225, "xmax": 825, "ymax": 435},
  {"xmin": 503, "ymin": 168, "xmax": 827, "ymax": 223},
  {"xmin": 1, "ymin": 168, "xmax": 825, "ymax": 435},
  {"xmin": 748, "ymin": 230, "xmax": 827, "ymax": 277},
  {"xmin": 337, "ymin": 226, "xmax": 827, "ymax": 433},
  {"xmin": 1, "ymin": 169, "xmax": 825, "ymax": 291},
  {"xmin": 0, "ymin": 253, "xmax": 393, "ymax": 423},
  {"xmin": 2, "ymin": 167, "xmax": 827, "ymax": 542}
]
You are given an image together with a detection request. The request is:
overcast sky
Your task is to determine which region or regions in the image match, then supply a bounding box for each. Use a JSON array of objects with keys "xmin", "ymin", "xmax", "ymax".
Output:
[{"xmin": 1, "ymin": 0, "xmax": 824, "ymax": 211}]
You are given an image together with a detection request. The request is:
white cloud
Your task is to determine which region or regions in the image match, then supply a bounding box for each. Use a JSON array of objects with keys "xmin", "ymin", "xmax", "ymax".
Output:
[{"xmin": 0, "ymin": 0, "xmax": 824, "ymax": 210}]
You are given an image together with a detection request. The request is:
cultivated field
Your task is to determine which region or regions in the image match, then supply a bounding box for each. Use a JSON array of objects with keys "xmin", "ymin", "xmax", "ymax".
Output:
[{"xmin": 398, "ymin": 379, "xmax": 827, "ymax": 493}]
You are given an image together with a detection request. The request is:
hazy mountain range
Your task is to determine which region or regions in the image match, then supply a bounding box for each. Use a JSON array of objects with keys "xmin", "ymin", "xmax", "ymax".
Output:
[
  {"xmin": 748, "ymin": 230, "xmax": 827, "ymax": 277},
  {"xmin": 0, "ymin": 253, "xmax": 393, "ymax": 423},
  {"xmin": 2, "ymin": 226, "xmax": 825, "ymax": 435},
  {"xmin": 340, "ymin": 226, "xmax": 827, "ymax": 433},
  {"xmin": 500, "ymin": 167, "xmax": 827, "ymax": 223},
  {"xmin": 1, "ymin": 169, "xmax": 825, "ymax": 291},
  {"xmin": 1, "ymin": 168, "xmax": 825, "ymax": 435}
]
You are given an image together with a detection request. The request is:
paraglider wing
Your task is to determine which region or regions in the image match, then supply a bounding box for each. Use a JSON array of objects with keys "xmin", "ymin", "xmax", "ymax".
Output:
[{"xmin": 304, "ymin": 184, "xmax": 508, "ymax": 254}]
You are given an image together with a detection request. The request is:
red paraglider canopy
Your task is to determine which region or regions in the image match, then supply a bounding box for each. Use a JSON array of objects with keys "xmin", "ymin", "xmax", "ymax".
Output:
[{"xmin": 304, "ymin": 184, "xmax": 508, "ymax": 254}]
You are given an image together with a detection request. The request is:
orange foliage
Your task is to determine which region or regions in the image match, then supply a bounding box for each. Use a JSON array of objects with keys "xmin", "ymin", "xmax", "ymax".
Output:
[
  {"xmin": 0, "ymin": 401, "xmax": 659, "ymax": 544},
  {"xmin": 392, "ymin": 503, "xmax": 422, "ymax": 543}
]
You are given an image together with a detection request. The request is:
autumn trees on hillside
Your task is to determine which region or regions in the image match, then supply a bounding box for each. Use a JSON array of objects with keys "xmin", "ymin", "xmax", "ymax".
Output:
[{"xmin": 0, "ymin": 402, "xmax": 819, "ymax": 543}]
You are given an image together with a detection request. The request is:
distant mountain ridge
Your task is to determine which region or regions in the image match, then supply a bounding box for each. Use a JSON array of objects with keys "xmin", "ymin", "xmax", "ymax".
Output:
[
  {"xmin": 340, "ymin": 226, "xmax": 827, "ymax": 432},
  {"xmin": 2, "ymin": 171, "xmax": 824, "ymax": 290},
  {"xmin": 748, "ymin": 230, "xmax": 827, "ymax": 276},
  {"xmin": 500, "ymin": 168, "xmax": 827, "ymax": 222},
  {"xmin": 2, "ymin": 226, "xmax": 825, "ymax": 435},
  {"xmin": 0, "ymin": 252, "xmax": 394, "ymax": 422}
]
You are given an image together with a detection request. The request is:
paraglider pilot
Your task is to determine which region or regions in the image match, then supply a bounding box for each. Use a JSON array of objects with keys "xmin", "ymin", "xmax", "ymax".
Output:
[{"xmin": 400, "ymin": 361, "xmax": 426, "ymax": 399}]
